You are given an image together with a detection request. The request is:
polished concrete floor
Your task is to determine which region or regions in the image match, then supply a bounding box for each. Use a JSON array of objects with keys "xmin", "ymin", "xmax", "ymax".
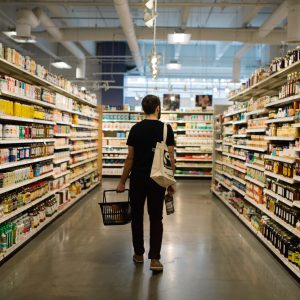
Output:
[{"xmin": 0, "ymin": 179, "xmax": 299, "ymax": 300}]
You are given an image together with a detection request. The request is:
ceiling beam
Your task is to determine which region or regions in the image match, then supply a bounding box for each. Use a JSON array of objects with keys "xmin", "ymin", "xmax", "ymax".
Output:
[
  {"xmin": 0, "ymin": 1, "xmax": 278, "ymax": 8},
  {"xmin": 256, "ymin": 0, "xmax": 288, "ymax": 39},
  {"xmin": 34, "ymin": 27, "xmax": 287, "ymax": 44}
]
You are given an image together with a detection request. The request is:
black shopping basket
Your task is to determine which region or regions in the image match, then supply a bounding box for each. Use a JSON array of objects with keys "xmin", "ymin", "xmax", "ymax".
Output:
[{"xmin": 99, "ymin": 189, "xmax": 132, "ymax": 225}]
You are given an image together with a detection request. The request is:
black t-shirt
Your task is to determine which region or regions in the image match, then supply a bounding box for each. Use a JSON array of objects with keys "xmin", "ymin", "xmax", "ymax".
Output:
[{"xmin": 127, "ymin": 120, "xmax": 175, "ymax": 178}]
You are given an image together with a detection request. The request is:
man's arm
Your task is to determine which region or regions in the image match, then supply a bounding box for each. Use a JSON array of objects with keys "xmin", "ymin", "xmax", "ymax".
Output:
[{"xmin": 116, "ymin": 146, "xmax": 134, "ymax": 192}]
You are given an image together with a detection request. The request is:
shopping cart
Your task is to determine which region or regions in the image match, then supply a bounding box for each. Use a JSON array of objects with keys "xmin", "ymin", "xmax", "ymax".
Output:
[{"xmin": 99, "ymin": 189, "xmax": 132, "ymax": 225}]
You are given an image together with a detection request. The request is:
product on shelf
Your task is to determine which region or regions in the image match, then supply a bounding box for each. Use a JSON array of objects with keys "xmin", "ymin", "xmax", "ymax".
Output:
[{"xmin": 0, "ymin": 180, "xmax": 49, "ymax": 217}]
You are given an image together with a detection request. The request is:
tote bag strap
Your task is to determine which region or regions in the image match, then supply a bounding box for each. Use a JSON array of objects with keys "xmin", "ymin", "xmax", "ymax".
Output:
[{"xmin": 163, "ymin": 123, "xmax": 168, "ymax": 144}]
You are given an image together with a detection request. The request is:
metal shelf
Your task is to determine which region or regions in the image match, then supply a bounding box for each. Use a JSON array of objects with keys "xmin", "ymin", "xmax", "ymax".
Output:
[
  {"xmin": 0, "ymin": 57, "xmax": 97, "ymax": 107},
  {"xmin": 0, "ymin": 171, "xmax": 54, "ymax": 195},
  {"xmin": 69, "ymin": 168, "xmax": 98, "ymax": 184},
  {"xmin": 0, "ymin": 114, "xmax": 55, "ymax": 125},
  {"xmin": 0, "ymin": 138, "xmax": 55, "ymax": 145},
  {"xmin": 222, "ymin": 152, "xmax": 246, "ymax": 161},
  {"xmin": 265, "ymin": 116, "xmax": 295, "ymax": 124},
  {"xmin": 52, "ymin": 170, "xmax": 70, "ymax": 179},
  {"xmin": 0, "ymin": 155, "xmax": 54, "ymax": 170},
  {"xmin": 212, "ymin": 189, "xmax": 300, "ymax": 279},
  {"xmin": 264, "ymin": 171, "xmax": 294, "ymax": 184},
  {"xmin": 0, "ymin": 182, "xmax": 99, "ymax": 263},
  {"xmin": 54, "ymin": 133, "xmax": 71, "ymax": 137},
  {"xmin": 0, "ymin": 191, "xmax": 55, "ymax": 225},
  {"xmin": 53, "ymin": 157, "xmax": 70, "ymax": 164},
  {"xmin": 265, "ymin": 94, "xmax": 300, "ymax": 108},
  {"xmin": 233, "ymin": 145, "xmax": 267, "ymax": 152},
  {"xmin": 68, "ymin": 157, "xmax": 97, "ymax": 169},
  {"xmin": 245, "ymin": 163, "xmax": 265, "ymax": 172},
  {"xmin": 71, "ymin": 147, "xmax": 98, "ymax": 155},
  {"xmin": 264, "ymin": 155, "xmax": 295, "ymax": 164},
  {"xmin": 265, "ymin": 136, "xmax": 296, "ymax": 141},
  {"xmin": 245, "ymin": 109, "xmax": 268, "ymax": 116},
  {"xmin": 224, "ymin": 108, "xmax": 247, "ymax": 117},
  {"xmin": 70, "ymin": 137, "xmax": 98, "ymax": 141},
  {"xmin": 245, "ymin": 176, "xmax": 265, "ymax": 188},
  {"xmin": 0, "ymin": 89, "xmax": 56, "ymax": 109}
]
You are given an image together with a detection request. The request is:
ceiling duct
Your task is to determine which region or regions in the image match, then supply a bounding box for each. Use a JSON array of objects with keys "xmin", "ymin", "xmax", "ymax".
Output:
[
  {"xmin": 15, "ymin": 8, "xmax": 40, "ymax": 42},
  {"xmin": 286, "ymin": 0, "xmax": 300, "ymax": 43},
  {"xmin": 33, "ymin": 7, "xmax": 86, "ymax": 78},
  {"xmin": 113, "ymin": 0, "xmax": 143, "ymax": 74}
]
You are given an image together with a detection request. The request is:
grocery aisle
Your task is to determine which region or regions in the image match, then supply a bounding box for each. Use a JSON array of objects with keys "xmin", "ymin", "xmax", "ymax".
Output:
[{"xmin": 0, "ymin": 179, "xmax": 299, "ymax": 300}]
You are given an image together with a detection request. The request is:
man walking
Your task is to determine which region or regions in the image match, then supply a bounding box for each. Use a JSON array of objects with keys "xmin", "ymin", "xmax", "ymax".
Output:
[{"xmin": 116, "ymin": 95, "xmax": 175, "ymax": 272}]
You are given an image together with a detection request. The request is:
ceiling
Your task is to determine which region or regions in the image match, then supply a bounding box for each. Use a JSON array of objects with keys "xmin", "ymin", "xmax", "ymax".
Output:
[{"xmin": 0, "ymin": 0, "xmax": 293, "ymax": 95}]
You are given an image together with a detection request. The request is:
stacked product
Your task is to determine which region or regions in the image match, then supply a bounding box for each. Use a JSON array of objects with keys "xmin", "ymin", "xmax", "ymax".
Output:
[
  {"xmin": 0, "ymin": 42, "xmax": 100, "ymax": 264},
  {"xmin": 212, "ymin": 46, "xmax": 300, "ymax": 278},
  {"xmin": 102, "ymin": 107, "xmax": 214, "ymax": 177}
]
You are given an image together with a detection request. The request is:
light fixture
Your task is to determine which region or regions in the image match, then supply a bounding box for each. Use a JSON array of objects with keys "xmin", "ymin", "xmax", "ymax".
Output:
[
  {"xmin": 144, "ymin": 13, "xmax": 158, "ymax": 28},
  {"xmin": 166, "ymin": 60, "xmax": 182, "ymax": 70},
  {"xmin": 170, "ymin": 95, "xmax": 175, "ymax": 101},
  {"xmin": 145, "ymin": 0, "xmax": 154, "ymax": 10},
  {"xmin": 213, "ymin": 87, "xmax": 218, "ymax": 93},
  {"xmin": 80, "ymin": 86, "xmax": 86, "ymax": 91},
  {"xmin": 225, "ymin": 87, "xmax": 230, "ymax": 93},
  {"xmin": 168, "ymin": 32, "xmax": 191, "ymax": 45},
  {"xmin": 3, "ymin": 31, "xmax": 36, "ymax": 43},
  {"xmin": 51, "ymin": 60, "xmax": 72, "ymax": 69},
  {"xmin": 190, "ymin": 96, "xmax": 194, "ymax": 101},
  {"xmin": 145, "ymin": 0, "xmax": 160, "ymax": 79}
]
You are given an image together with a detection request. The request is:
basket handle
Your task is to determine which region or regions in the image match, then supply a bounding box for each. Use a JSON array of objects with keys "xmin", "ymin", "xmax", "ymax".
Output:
[{"xmin": 103, "ymin": 189, "xmax": 130, "ymax": 203}]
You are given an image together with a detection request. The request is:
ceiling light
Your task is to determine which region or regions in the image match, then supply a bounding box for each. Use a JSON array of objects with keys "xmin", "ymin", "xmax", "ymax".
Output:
[
  {"xmin": 51, "ymin": 61, "xmax": 72, "ymax": 69},
  {"xmin": 166, "ymin": 60, "xmax": 182, "ymax": 70},
  {"xmin": 3, "ymin": 31, "xmax": 36, "ymax": 43},
  {"xmin": 144, "ymin": 14, "xmax": 158, "ymax": 28},
  {"xmin": 213, "ymin": 87, "xmax": 218, "ymax": 93},
  {"xmin": 190, "ymin": 96, "xmax": 194, "ymax": 101},
  {"xmin": 168, "ymin": 32, "xmax": 191, "ymax": 45},
  {"xmin": 170, "ymin": 95, "xmax": 175, "ymax": 101},
  {"xmin": 80, "ymin": 86, "xmax": 86, "ymax": 91},
  {"xmin": 145, "ymin": 0, "xmax": 154, "ymax": 10},
  {"xmin": 225, "ymin": 87, "xmax": 230, "ymax": 93}
]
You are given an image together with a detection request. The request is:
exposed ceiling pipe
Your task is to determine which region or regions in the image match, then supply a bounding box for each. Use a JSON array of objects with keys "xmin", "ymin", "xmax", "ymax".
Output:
[
  {"xmin": 34, "ymin": 27, "xmax": 287, "ymax": 44},
  {"xmin": 33, "ymin": 7, "xmax": 86, "ymax": 78},
  {"xmin": 256, "ymin": 0, "xmax": 288, "ymax": 39},
  {"xmin": 0, "ymin": 1, "xmax": 277, "ymax": 8},
  {"xmin": 286, "ymin": 0, "xmax": 300, "ymax": 43},
  {"xmin": 15, "ymin": 8, "xmax": 40, "ymax": 39},
  {"xmin": 233, "ymin": 1, "xmax": 289, "ymax": 82},
  {"xmin": 113, "ymin": 0, "xmax": 143, "ymax": 74}
]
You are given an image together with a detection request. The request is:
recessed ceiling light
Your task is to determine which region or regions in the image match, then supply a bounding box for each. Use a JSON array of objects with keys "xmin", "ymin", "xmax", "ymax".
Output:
[
  {"xmin": 3, "ymin": 31, "xmax": 36, "ymax": 43},
  {"xmin": 166, "ymin": 60, "xmax": 182, "ymax": 70},
  {"xmin": 168, "ymin": 32, "xmax": 191, "ymax": 45},
  {"xmin": 51, "ymin": 61, "xmax": 72, "ymax": 69}
]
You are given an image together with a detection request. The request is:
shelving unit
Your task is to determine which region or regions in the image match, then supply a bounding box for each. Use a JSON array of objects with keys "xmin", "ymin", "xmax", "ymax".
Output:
[
  {"xmin": 0, "ymin": 50, "xmax": 100, "ymax": 263},
  {"xmin": 102, "ymin": 108, "xmax": 214, "ymax": 178},
  {"xmin": 212, "ymin": 52, "xmax": 300, "ymax": 279}
]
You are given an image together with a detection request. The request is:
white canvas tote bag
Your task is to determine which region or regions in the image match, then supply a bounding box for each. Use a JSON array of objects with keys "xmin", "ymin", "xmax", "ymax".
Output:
[{"xmin": 150, "ymin": 123, "xmax": 176, "ymax": 188}]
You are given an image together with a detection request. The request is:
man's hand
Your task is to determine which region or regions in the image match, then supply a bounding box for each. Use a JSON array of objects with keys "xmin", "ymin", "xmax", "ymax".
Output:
[
  {"xmin": 167, "ymin": 185, "xmax": 176, "ymax": 195},
  {"xmin": 116, "ymin": 181, "xmax": 126, "ymax": 193}
]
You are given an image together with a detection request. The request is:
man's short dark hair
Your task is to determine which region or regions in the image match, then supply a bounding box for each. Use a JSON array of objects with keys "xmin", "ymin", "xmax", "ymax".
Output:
[{"xmin": 141, "ymin": 95, "xmax": 161, "ymax": 115}]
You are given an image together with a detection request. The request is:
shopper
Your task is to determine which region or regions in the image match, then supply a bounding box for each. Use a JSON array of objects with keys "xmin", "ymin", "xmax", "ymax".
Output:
[{"xmin": 116, "ymin": 94, "xmax": 175, "ymax": 272}]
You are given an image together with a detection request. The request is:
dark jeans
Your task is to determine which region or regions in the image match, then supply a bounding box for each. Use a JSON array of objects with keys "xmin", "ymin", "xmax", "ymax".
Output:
[{"xmin": 129, "ymin": 177, "xmax": 166, "ymax": 259}]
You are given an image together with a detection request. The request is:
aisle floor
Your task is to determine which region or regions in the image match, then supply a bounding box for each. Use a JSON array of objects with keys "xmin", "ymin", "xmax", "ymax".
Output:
[{"xmin": 0, "ymin": 179, "xmax": 299, "ymax": 300}]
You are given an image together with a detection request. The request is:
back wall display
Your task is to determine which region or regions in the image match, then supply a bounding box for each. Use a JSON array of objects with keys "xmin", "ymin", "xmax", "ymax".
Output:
[
  {"xmin": 163, "ymin": 94, "xmax": 180, "ymax": 111},
  {"xmin": 195, "ymin": 95, "xmax": 212, "ymax": 108}
]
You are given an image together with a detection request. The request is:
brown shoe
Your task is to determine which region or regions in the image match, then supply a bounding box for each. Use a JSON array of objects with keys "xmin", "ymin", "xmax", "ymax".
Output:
[
  {"xmin": 150, "ymin": 259, "xmax": 163, "ymax": 272},
  {"xmin": 133, "ymin": 254, "xmax": 144, "ymax": 263}
]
